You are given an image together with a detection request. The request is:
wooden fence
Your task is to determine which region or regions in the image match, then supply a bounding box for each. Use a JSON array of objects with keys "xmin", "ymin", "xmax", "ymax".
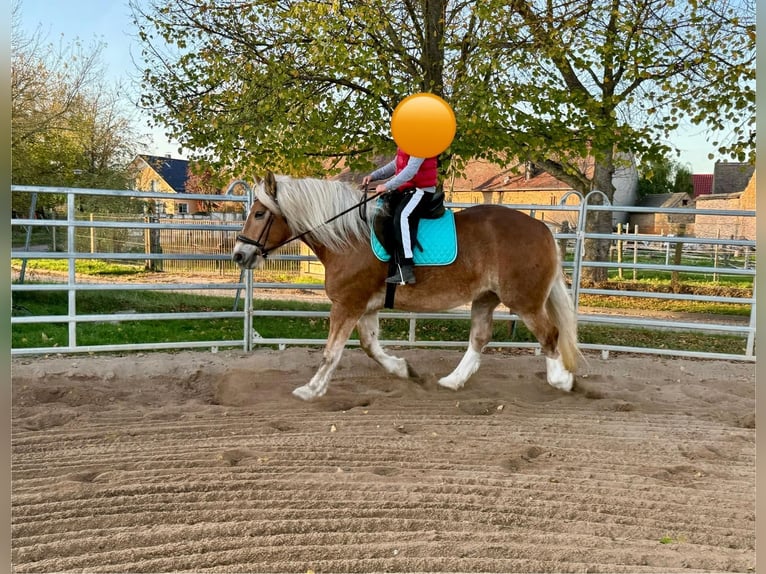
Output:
[{"xmin": 70, "ymin": 214, "xmax": 302, "ymax": 275}]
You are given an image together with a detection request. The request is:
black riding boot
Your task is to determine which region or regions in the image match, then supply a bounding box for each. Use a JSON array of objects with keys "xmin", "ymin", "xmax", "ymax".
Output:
[{"xmin": 386, "ymin": 258, "xmax": 416, "ymax": 285}]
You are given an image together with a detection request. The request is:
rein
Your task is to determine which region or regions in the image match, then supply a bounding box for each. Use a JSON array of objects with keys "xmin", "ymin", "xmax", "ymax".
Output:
[{"xmin": 236, "ymin": 186, "xmax": 387, "ymax": 258}]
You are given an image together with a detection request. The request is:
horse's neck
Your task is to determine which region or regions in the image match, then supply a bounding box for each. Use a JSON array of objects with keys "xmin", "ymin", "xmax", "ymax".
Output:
[
  {"xmin": 302, "ymin": 236, "xmax": 368, "ymax": 268},
  {"xmin": 302, "ymin": 237, "xmax": 327, "ymax": 262}
]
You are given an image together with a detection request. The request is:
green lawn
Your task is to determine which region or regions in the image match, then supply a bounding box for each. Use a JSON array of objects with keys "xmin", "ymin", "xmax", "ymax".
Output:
[{"xmin": 11, "ymin": 287, "xmax": 750, "ymax": 356}]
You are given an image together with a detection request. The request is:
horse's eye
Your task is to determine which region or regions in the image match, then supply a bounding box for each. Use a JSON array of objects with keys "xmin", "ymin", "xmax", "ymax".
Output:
[{"xmin": 253, "ymin": 211, "xmax": 266, "ymax": 220}]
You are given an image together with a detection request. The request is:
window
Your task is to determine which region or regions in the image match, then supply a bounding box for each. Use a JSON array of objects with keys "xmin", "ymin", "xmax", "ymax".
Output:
[{"xmin": 176, "ymin": 203, "xmax": 189, "ymax": 214}]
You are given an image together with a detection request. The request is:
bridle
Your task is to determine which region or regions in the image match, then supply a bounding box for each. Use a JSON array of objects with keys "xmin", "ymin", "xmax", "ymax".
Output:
[
  {"xmin": 235, "ymin": 210, "xmax": 276, "ymax": 257},
  {"xmin": 236, "ymin": 185, "xmax": 387, "ymax": 258}
]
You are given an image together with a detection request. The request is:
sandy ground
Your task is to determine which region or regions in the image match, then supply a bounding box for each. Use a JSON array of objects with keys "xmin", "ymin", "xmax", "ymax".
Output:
[{"xmin": 11, "ymin": 348, "xmax": 755, "ymax": 573}]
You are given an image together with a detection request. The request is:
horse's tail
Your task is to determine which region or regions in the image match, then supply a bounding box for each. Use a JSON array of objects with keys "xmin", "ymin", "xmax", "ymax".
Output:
[{"xmin": 546, "ymin": 272, "xmax": 582, "ymax": 373}]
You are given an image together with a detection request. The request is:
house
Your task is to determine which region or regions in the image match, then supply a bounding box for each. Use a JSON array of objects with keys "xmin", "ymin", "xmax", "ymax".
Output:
[
  {"xmin": 445, "ymin": 155, "xmax": 638, "ymax": 229},
  {"xmin": 628, "ymin": 192, "xmax": 695, "ymax": 235},
  {"xmin": 695, "ymin": 170, "xmax": 755, "ymax": 240},
  {"xmin": 331, "ymin": 153, "xmax": 638, "ymax": 230},
  {"xmin": 711, "ymin": 161, "xmax": 755, "ymax": 195},
  {"xmin": 129, "ymin": 154, "xmax": 196, "ymax": 215}
]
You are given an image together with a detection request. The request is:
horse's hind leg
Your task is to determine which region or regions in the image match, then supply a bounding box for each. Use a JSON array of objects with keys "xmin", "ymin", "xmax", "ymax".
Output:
[
  {"xmin": 293, "ymin": 304, "xmax": 360, "ymax": 400},
  {"xmin": 518, "ymin": 309, "xmax": 574, "ymax": 392},
  {"xmin": 439, "ymin": 292, "xmax": 499, "ymax": 390},
  {"xmin": 357, "ymin": 311, "xmax": 415, "ymax": 379}
]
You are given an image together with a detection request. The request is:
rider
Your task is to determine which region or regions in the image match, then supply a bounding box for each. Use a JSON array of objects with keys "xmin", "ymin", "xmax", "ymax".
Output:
[{"xmin": 362, "ymin": 149, "xmax": 439, "ymax": 284}]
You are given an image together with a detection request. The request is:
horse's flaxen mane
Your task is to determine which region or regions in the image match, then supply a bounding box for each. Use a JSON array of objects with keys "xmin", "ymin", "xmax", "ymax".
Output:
[{"xmin": 255, "ymin": 175, "xmax": 372, "ymax": 252}]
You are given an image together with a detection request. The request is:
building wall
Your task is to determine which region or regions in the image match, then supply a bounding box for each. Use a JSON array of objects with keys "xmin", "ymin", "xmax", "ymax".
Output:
[
  {"xmin": 134, "ymin": 166, "xmax": 192, "ymax": 215},
  {"xmin": 695, "ymin": 172, "xmax": 754, "ymax": 240},
  {"xmin": 447, "ymin": 190, "xmax": 581, "ymax": 229},
  {"xmin": 739, "ymin": 172, "xmax": 756, "ymax": 239},
  {"xmin": 628, "ymin": 213, "xmax": 695, "ymax": 236}
]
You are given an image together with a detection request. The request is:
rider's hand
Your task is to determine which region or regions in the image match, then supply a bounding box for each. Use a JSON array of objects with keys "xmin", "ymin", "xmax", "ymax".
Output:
[
  {"xmin": 375, "ymin": 184, "xmax": 388, "ymax": 194},
  {"xmin": 361, "ymin": 175, "xmax": 372, "ymax": 187}
]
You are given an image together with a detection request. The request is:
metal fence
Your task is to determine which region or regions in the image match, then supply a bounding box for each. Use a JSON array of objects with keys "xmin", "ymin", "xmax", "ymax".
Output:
[{"xmin": 11, "ymin": 183, "xmax": 756, "ymax": 361}]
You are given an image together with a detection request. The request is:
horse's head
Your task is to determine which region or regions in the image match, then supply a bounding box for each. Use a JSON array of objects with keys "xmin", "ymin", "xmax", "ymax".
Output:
[{"xmin": 232, "ymin": 171, "xmax": 291, "ymax": 269}]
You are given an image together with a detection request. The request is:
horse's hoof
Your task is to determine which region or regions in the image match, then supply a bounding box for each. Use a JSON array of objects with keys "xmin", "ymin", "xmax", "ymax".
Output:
[
  {"xmin": 547, "ymin": 372, "xmax": 574, "ymax": 392},
  {"xmin": 545, "ymin": 357, "xmax": 574, "ymax": 392},
  {"xmin": 292, "ymin": 385, "xmax": 318, "ymax": 401},
  {"xmin": 437, "ymin": 376, "xmax": 464, "ymax": 391}
]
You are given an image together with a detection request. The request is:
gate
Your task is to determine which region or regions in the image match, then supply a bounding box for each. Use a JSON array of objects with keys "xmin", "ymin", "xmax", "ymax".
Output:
[{"xmin": 11, "ymin": 183, "xmax": 756, "ymax": 361}]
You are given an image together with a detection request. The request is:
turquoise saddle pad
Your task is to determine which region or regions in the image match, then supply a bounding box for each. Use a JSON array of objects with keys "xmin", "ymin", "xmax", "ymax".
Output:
[{"xmin": 371, "ymin": 208, "xmax": 458, "ymax": 265}]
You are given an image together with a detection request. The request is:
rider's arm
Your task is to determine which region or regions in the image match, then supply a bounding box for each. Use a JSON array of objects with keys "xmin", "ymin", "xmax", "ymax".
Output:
[
  {"xmin": 382, "ymin": 156, "xmax": 424, "ymax": 191},
  {"xmin": 367, "ymin": 160, "xmax": 396, "ymax": 184}
]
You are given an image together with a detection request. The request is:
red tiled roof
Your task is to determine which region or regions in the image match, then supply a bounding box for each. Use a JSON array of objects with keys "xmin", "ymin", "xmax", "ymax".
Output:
[
  {"xmin": 692, "ymin": 173, "xmax": 713, "ymax": 197},
  {"xmin": 328, "ymin": 154, "xmax": 596, "ymax": 192},
  {"xmin": 447, "ymin": 156, "xmax": 595, "ymax": 192}
]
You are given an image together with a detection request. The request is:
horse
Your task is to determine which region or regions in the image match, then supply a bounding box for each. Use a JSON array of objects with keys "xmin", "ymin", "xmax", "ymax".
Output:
[{"xmin": 232, "ymin": 171, "xmax": 581, "ymax": 400}]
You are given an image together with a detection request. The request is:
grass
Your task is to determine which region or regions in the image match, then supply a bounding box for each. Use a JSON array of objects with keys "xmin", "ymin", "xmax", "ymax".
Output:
[
  {"xmin": 603, "ymin": 250, "xmax": 754, "ymax": 288},
  {"xmin": 11, "ymin": 255, "xmax": 752, "ymax": 355},
  {"xmin": 18, "ymin": 248, "xmax": 755, "ymax": 287},
  {"xmin": 12, "ymin": 289, "xmax": 244, "ymax": 349},
  {"xmin": 12, "ymin": 258, "xmax": 145, "ymax": 276},
  {"xmin": 578, "ymin": 294, "xmax": 751, "ymax": 317},
  {"xmin": 11, "ymin": 225, "xmax": 60, "ymax": 247},
  {"xmin": 11, "ymin": 288, "xmax": 750, "ymax": 356}
]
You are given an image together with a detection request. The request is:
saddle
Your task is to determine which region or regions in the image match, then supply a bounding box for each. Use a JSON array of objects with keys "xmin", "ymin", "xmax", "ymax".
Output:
[{"xmin": 370, "ymin": 191, "xmax": 457, "ymax": 266}]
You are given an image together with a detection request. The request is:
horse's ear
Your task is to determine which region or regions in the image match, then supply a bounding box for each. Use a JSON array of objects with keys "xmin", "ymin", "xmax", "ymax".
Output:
[{"xmin": 264, "ymin": 171, "xmax": 277, "ymax": 199}]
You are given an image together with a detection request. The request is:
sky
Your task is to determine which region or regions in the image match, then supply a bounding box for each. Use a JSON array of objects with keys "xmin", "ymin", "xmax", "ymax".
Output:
[
  {"xmin": 18, "ymin": 0, "xmax": 180, "ymax": 159},
  {"xmin": 18, "ymin": 0, "xmax": 730, "ymax": 174}
]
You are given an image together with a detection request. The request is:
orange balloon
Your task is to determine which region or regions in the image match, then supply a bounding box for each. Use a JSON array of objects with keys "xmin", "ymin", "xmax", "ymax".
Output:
[{"xmin": 390, "ymin": 93, "xmax": 456, "ymax": 158}]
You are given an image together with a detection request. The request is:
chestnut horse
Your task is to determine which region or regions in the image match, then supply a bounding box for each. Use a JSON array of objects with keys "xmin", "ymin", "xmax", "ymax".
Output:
[{"xmin": 233, "ymin": 171, "xmax": 581, "ymax": 400}]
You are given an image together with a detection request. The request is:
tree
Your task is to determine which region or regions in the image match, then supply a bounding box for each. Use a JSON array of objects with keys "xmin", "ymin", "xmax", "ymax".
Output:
[
  {"xmin": 479, "ymin": 0, "xmax": 753, "ymax": 281},
  {"xmin": 132, "ymin": 0, "xmax": 754, "ymax": 281},
  {"xmin": 185, "ymin": 161, "xmax": 222, "ymax": 214},
  {"xmin": 12, "ymin": 0, "xmax": 140, "ymax": 214},
  {"xmin": 637, "ymin": 159, "xmax": 693, "ymax": 198}
]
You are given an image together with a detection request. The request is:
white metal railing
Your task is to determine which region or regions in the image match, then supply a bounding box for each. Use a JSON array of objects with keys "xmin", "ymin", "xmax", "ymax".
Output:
[
  {"xmin": 12, "ymin": 184, "xmax": 251, "ymax": 354},
  {"xmin": 11, "ymin": 184, "xmax": 756, "ymax": 361}
]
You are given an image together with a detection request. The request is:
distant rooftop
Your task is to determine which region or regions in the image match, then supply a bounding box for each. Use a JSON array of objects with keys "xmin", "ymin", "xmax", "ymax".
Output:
[
  {"xmin": 712, "ymin": 161, "xmax": 754, "ymax": 195},
  {"xmin": 137, "ymin": 154, "xmax": 189, "ymax": 193},
  {"xmin": 691, "ymin": 173, "xmax": 713, "ymax": 197}
]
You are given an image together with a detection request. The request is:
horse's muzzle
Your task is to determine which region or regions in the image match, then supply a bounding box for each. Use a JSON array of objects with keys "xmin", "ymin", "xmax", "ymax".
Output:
[{"xmin": 232, "ymin": 242, "xmax": 261, "ymax": 269}]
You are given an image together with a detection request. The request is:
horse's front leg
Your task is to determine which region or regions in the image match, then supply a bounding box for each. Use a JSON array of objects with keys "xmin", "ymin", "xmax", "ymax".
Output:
[
  {"xmin": 292, "ymin": 304, "xmax": 361, "ymax": 400},
  {"xmin": 357, "ymin": 311, "xmax": 416, "ymax": 379}
]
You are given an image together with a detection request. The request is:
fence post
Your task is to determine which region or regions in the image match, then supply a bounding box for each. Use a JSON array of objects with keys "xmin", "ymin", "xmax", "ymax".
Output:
[
  {"xmin": 67, "ymin": 191, "xmax": 77, "ymax": 349},
  {"xmin": 713, "ymin": 228, "xmax": 720, "ymax": 282},
  {"xmin": 632, "ymin": 224, "xmax": 638, "ymax": 280},
  {"xmin": 671, "ymin": 223, "xmax": 686, "ymax": 292},
  {"xmin": 18, "ymin": 192, "xmax": 38, "ymax": 284},
  {"xmin": 143, "ymin": 202, "xmax": 163, "ymax": 272},
  {"xmin": 746, "ymin": 276, "xmax": 756, "ymax": 358},
  {"xmin": 90, "ymin": 213, "xmax": 95, "ymax": 253},
  {"xmin": 559, "ymin": 191, "xmax": 585, "ymax": 311},
  {"xmin": 616, "ymin": 223, "xmax": 623, "ymax": 280}
]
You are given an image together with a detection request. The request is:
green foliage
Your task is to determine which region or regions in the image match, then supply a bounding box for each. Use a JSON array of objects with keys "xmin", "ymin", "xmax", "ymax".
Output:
[
  {"xmin": 132, "ymin": 0, "xmax": 753, "ymax": 288},
  {"xmin": 637, "ymin": 158, "xmax": 694, "ymax": 198},
  {"xmin": 132, "ymin": 0, "xmax": 754, "ymax": 194},
  {"xmin": 12, "ymin": 0, "xmax": 139, "ymax": 213}
]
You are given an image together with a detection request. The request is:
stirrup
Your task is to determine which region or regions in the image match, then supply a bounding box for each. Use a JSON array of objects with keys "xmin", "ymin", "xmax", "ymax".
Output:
[{"xmin": 386, "ymin": 265, "xmax": 416, "ymax": 285}]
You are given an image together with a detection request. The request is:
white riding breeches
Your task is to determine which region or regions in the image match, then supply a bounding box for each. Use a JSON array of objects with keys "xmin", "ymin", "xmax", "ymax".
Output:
[{"xmin": 398, "ymin": 187, "xmax": 425, "ymax": 259}]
